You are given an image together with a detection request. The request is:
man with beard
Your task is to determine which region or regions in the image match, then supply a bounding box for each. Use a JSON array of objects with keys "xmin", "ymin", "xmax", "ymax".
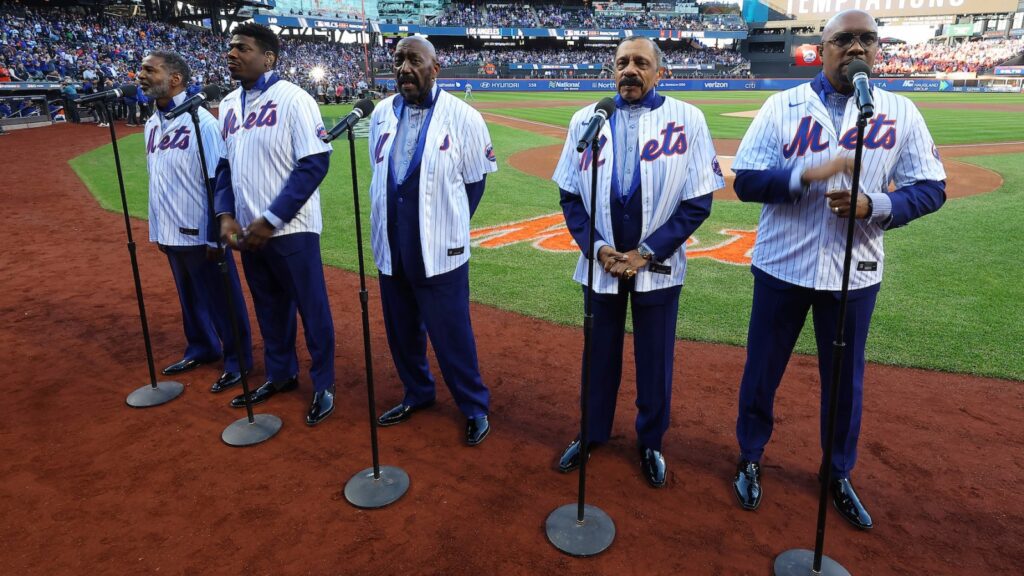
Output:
[
  {"xmin": 730, "ymin": 10, "xmax": 946, "ymax": 529},
  {"xmin": 138, "ymin": 50, "xmax": 253, "ymax": 392},
  {"xmin": 367, "ymin": 36, "xmax": 497, "ymax": 446},
  {"xmin": 213, "ymin": 23, "xmax": 338, "ymax": 426},
  {"xmin": 551, "ymin": 36, "xmax": 722, "ymax": 487}
]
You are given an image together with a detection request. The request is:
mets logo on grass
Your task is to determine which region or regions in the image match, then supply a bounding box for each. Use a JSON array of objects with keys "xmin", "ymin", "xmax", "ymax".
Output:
[{"xmin": 470, "ymin": 214, "xmax": 755, "ymax": 265}]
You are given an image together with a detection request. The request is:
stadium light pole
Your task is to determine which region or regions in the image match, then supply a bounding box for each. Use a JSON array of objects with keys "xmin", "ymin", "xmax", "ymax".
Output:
[
  {"xmin": 772, "ymin": 103, "xmax": 874, "ymax": 576},
  {"xmin": 185, "ymin": 107, "xmax": 282, "ymax": 446},
  {"xmin": 109, "ymin": 100, "xmax": 185, "ymax": 408},
  {"xmin": 545, "ymin": 115, "xmax": 615, "ymax": 558}
]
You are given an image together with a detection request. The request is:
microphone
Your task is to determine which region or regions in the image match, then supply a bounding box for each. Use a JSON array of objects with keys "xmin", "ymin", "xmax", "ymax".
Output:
[
  {"xmin": 323, "ymin": 98, "xmax": 375, "ymax": 142},
  {"xmin": 847, "ymin": 60, "xmax": 874, "ymax": 118},
  {"xmin": 162, "ymin": 84, "xmax": 223, "ymax": 120},
  {"xmin": 76, "ymin": 84, "xmax": 136, "ymax": 104},
  {"xmin": 576, "ymin": 97, "xmax": 616, "ymax": 153}
]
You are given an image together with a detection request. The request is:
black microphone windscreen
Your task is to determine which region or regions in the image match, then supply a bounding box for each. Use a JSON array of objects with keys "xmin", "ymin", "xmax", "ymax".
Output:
[
  {"xmin": 595, "ymin": 97, "xmax": 616, "ymax": 118},
  {"xmin": 846, "ymin": 59, "xmax": 871, "ymax": 82},
  {"xmin": 353, "ymin": 98, "xmax": 375, "ymax": 118},
  {"xmin": 202, "ymin": 84, "xmax": 222, "ymax": 101},
  {"xmin": 120, "ymin": 84, "xmax": 138, "ymax": 98}
]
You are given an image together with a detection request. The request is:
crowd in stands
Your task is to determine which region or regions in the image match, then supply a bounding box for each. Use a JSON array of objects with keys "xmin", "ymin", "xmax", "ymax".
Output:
[
  {"xmin": 432, "ymin": 2, "xmax": 744, "ymax": 31},
  {"xmin": 432, "ymin": 45, "xmax": 745, "ymax": 69},
  {"xmin": 874, "ymin": 37, "xmax": 1024, "ymax": 75}
]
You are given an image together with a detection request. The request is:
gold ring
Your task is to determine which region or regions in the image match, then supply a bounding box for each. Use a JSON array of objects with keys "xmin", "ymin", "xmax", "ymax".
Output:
[{"xmin": 832, "ymin": 206, "xmax": 839, "ymax": 213}]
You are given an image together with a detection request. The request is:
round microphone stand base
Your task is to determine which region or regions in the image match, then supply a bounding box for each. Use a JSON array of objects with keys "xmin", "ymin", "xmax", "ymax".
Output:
[
  {"xmin": 774, "ymin": 549, "xmax": 851, "ymax": 576},
  {"xmin": 126, "ymin": 381, "xmax": 184, "ymax": 408},
  {"xmin": 221, "ymin": 414, "xmax": 282, "ymax": 447},
  {"xmin": 546, "ymin": 503, "xmax": 615, "ymax": 557},
  {"xmin": 344, "ymin": 466, "xmax": 410, "ymax": 509}
]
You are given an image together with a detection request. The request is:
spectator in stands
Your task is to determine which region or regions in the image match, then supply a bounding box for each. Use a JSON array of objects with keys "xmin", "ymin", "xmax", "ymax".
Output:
[{"xmin": 61, "ymin": 77, "xmax": 79, "ymax": 123}]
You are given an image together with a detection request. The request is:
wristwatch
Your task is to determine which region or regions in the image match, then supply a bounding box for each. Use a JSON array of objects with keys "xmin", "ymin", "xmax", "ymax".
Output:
[{"xmin": 638, "ymin": 244, "xmax": 654, "ymax": 261}]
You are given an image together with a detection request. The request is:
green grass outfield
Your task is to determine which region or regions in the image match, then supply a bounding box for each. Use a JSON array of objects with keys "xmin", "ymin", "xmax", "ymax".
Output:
[{"xmin": 70, "ymin": 90, "xmax": 1024, "ymax": 380}]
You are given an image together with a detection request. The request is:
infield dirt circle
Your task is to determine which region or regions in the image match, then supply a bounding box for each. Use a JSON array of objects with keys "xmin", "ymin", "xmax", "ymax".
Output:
[{"xmin": 0, "ymin": 122, "xmax": 1021, "ymax": 575}]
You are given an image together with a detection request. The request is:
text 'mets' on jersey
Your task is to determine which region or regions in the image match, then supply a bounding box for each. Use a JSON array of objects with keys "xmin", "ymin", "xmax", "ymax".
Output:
[
  {"xmin": 732, "ymin": 83, "xmax": 945, "ymax": 291},
  {"xmin": 219, "ymin": 78, "xmax": 332, "ymax": 236},
  {"xmin": 146, "ymin": 96, "xmax": 224, "ymax": 247},
  {"xmin": 367, "ymin": 88, "xmax": 498, "ymax": 278},
  {"xmin": 551, "ymin": 96, "xmax": 724, "ymax": 294}
]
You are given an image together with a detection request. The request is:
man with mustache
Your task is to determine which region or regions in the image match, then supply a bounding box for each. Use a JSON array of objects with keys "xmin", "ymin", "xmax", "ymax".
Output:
[
  {"xmin": 213, "ymin": 23, "xmax": 338, "ymax": 426},
  {"xmin": 367, "ymin": 36, "xmax": 497, "ymax": 446},
  {"xmin": 551, "ymin": 36, "xmax": 722, "ymax": 487},
  {"xmin": 730, "ymin": 10, "xmax": 946, "ymax": 529},
  {"xmin": 138, "ymin": 50, "xmax": 254, "ymax": 393}
]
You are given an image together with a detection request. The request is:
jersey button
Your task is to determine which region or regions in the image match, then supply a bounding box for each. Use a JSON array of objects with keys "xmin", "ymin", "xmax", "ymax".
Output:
[
  {"xmin": 398, "ymin": 198, "xmax": 404, "ymax": 204},
  {"xmin": 623, "ymin": 214, "xmax": 631, "ymax": 221}
]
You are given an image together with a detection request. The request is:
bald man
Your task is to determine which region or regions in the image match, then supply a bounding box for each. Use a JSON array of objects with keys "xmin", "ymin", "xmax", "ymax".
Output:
[
  {"xmin": 368, "ymin": 36, "xmax": 498, "ymax": 446},
  {"xmin": 730, "ymin": 10, "xmax": 946, "ymax": 529}
]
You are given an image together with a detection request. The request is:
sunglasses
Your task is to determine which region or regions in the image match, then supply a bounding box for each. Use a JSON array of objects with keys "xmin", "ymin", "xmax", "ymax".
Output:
[{"xmin": 827, "ymin": 32, "xmax": 879, "ymax": 49}]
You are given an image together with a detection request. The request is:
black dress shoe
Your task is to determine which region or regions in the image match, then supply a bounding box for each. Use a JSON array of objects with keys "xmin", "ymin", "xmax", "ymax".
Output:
[
  {"xmin": 161, "ymin": 357, "xmax": 208, "ymax": 375},
  {"xmin": 733, "ymin": 459, "xmax": 762, "ymax": 510},
  {"xmin": 640, "ymin": 446, "xmax": 667, "ymax": 488},
  {"xmin": 210, "ymin": 370, "xmax": 245, "ymax": 393},
  {"xmin": 377, "ymin": 400, "xmax": 435, "ymax": 426},
  {"xmin": 229, "ymin": 376, "xmax": 298, "ymax": 408},
  {"xmin": 557, "ymin": 437, "xmax": 592, "ymax": 473},
  {"xmin": 465, "ymin": 416, "xmax": 490, "ymax": 446},
  {"xmin": 306, "ymin": 386, "xmax": 335, "ymax": 426},
  {"xmin": 831, "ymin": 477, "xmax": 873, "ymax": 530}
]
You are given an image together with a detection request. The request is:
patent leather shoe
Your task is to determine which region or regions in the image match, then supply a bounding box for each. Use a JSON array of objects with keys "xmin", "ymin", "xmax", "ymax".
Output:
[
  {"xmin": 161, "ymin": 357, "xmax": 209, "ymax": 375},
  {"xmin": 306, "ymin": 386, "xmax": 335, "ymax": 426},
  {"xmin": 377, "ymin": 400, "xmax": 434, "ymax": 426},
  {"xmin": 640, "ymin": 445, "xmax": 667, "ymax": 488},
  {"xmin": 210, "ymin": 370, "xmax": 245, "ymax": 393},
  {"xmin": 831, "ymin": 477, "xmax": 873, "ymax": 530},
  {"xmin": 229, "ymin": 376, "xmax": 298, "ymax": 408},
  {"xmin": 557, "ymin": 437, "xmax": 591, "ymax": 473},
  {"xmin": 465, "ymin": 416, "xmax": 490, "ymax": 446},
  {"xmin": 733, "ymin": 459, "xmax": 762, "ymax": 510}
]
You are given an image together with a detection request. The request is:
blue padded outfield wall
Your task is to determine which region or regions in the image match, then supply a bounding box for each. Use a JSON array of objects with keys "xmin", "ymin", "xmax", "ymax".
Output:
[{"xmin": 379, "ymin": 77, "xmax": 1020, "ymax": 93}]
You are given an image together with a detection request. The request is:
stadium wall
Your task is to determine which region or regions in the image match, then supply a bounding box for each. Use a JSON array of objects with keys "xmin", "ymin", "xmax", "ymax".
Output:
[{"xmin": 379, "ymin": 77, "xmax": 1024, "ymax": 92}]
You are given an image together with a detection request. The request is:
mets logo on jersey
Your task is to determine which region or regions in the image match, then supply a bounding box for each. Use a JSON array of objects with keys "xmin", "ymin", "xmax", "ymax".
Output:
[
  {"xmin": 147, "ymin": 126, "xmax": 191, "ymax": 153},
  {"xmin": 440, "ymin": 134, "xmax": 451, "ymax": 151},
  {"xmin": 712, "ymin": 156, "xmax": 723, "ymax": 176},
  {"xmin": 782, "ymin": 115, "xmax": 898, "ymax": 159},
  {"xmin": 485, "ymin": 144, "xmax": 496, "ymax": 162},
  {"xmin": 316, "ymin": 123, "xmax": 328, "ymax": 141},
  {"xmin": 641, "ymin": 122, "xmax": 687, "ymax": 161},
  {"xmin": 373, "ymin": 133, "xmax": 391, "ymax": 164},
  {"xmin": 578, "ymin": 134, "xmax": 608, "ymax": 172},
  {"xmin": 221, "ymin": 101, "xmax": 278, "ymax": 139}
]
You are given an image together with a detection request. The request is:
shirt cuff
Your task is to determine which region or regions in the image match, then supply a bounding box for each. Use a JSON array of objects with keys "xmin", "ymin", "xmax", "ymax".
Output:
[
  {"xmin": 865, "ymin": 192, "xmax": 892, "ymax": 225},
  {"xmin": 788, "ymin": 168, "xmax": 805, "ymax": 202},
  {"xmin": 262, "ymin": 210, "xmax": 283, "ymax": 229},
  {"xmin": 592, "ymin": 240, "xmax": 610, "ymax": 259}
]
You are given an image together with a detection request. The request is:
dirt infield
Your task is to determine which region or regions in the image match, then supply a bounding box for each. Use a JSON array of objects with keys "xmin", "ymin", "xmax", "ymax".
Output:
[
  {"xmin": 1, "ymin": 123, "xmax": 1022, "ymax": 575},
  {"xmin": 488, "ymin": 111, "xmax": 1010, "ymax": 201}
]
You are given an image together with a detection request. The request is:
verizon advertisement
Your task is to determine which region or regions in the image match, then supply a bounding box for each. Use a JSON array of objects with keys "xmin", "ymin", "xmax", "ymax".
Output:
[{"xmin": 767, "ymin": 0, "xmax": 1018, "ymax": 19}]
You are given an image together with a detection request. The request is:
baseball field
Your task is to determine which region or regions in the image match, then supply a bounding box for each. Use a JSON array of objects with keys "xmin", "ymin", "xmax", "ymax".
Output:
[{"xmin": 0, "ymin": 89, "xmax": 1020, "ymax": 574}]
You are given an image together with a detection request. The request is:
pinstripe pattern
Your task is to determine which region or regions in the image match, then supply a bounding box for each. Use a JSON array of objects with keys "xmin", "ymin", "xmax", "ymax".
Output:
[
  {"xmin": 551, "ymin": 96, "xmax": 724, "ymax": 294},
  {"xmin": 146, "ymin": 92, "xmax": 224, "ymax": 247},
  {"xmin": 218, "ymin": 79, "xmax": 332, "ymax": 236},
  {"xmin": 732, "ymin": 83, "xmax": 946, "ymax": 291},
  {"xmin": 368, "ymin": 88, "xmax": 498, "ymax": 278}
]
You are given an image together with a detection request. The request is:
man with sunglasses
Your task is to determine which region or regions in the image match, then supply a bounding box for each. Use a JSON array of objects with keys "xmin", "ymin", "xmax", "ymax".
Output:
[{"xmin": 729, "ymin": 10, "xmax": 946, "ymax": 529}]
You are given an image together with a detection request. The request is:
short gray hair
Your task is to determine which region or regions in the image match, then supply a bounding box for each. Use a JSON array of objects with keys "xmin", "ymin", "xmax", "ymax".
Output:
[
  {"xmin": 147, "ymin": 50, "xmax": 191, "ymax": 86},
  {"xmin": 616, "ymin": 36, "xmax": 663, "ymax": 69}
]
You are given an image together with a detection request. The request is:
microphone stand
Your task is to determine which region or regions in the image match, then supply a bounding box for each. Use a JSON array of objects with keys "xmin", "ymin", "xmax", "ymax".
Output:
[
  {"xmin": 774, "ymin": 107, "xmax": 871, "ymax": 576},
  {"xmin": 546, "ymin": 123, "xmax": 615, "ymax": 557},
  {"xmin": 339, "ymin": 124, "xmax": 409, "ymax": 508},
  {"xmin": 117, "ymin": 99, "xmax": 184, "ymax": 408},
  {"xmin": 184, "ymin": 106, "xmax": 282, "ymax": 446}
]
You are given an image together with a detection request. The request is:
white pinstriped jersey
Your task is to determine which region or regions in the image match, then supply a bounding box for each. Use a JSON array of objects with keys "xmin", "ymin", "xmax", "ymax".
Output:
[
  {"xmin": 733, "ymin": 83, "xmax": 946, "ymax": 291},
  {"xmin": 146, "ymin": 92, "xmax": 224, "ymax": 247},
  {"xmin": 368, "ymin": 88, "xmax": 498, "ymax": 278},
  {"xmin": 552, "ymin": 96, "xmax": 724, "ymax": 294},
  {"xmin": 218, "ymin": 77, "xmax": 332, "ymax": 236}
]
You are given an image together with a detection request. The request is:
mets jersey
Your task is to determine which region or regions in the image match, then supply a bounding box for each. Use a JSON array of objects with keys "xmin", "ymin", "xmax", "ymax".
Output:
[
  {"xmin": 732, "ymin": 82, "xmax": 946, "ymax": 291},
  {"xmin": 146, "ymin": 91, "xmax": 224, "ymax": 247},
  {"xmin": 218, "ymin": 74, "xmax": 332, "ymax": 236},
  {"xmin": 552, "ymin": 95, "xmax": 723, "ymax": 294},
  {"xmin": 368, "ymin": 87, "xmax": 498, "ymax": 278}
]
